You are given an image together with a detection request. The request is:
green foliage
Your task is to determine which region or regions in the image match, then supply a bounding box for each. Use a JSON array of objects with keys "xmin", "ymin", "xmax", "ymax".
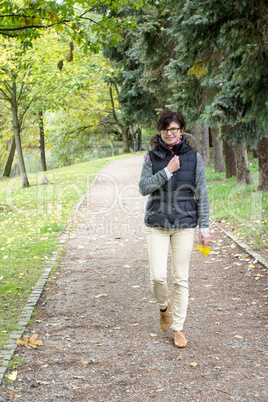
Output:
[
  {"xmin": 0, "ymin": 0, "xmax": 148, "ymax": 53},
  {"xmin": 103, "ymin": 4, "xmax": 176, "ymax": 129},
  {"xmin": 0, "ymin": 30, "xmax": 122, "ymax": 169},
  {"xmin": 166, "ymin": 0, "xmax": 268, "ymax": 139}
]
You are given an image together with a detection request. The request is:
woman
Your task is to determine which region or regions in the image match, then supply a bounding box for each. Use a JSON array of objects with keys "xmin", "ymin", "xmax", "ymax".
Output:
[{"xmin": 139, "ymin": 109, "xmax": 210, "ymax": 348}]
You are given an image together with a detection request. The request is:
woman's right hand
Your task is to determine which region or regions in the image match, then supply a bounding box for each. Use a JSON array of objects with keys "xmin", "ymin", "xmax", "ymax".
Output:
[{"xmin": 167, "ymin": 155, "xmax": 180, "ymax": 174}]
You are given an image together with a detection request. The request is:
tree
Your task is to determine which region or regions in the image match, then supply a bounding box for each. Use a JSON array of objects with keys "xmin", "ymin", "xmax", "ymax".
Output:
[
  {"xmin": 103, "ymin": 3, "xmax": 179, "ymax": 150},
  {"xmin": 0, "ymin": 38, "xmax": 47, "ymax": 186},
  {"xmin": 0, "ymin": 0, "xmax": 148, "ymax": 52},
  {"xmin": 166, "ymin": 0, "xmax": 268, "ymax": 187}
]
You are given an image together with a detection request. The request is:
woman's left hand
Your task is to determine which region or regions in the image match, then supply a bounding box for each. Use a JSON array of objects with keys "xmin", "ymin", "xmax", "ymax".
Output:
[{"xmin": 199, "ymin": 232, "xmax": 210, "ymax": 247}]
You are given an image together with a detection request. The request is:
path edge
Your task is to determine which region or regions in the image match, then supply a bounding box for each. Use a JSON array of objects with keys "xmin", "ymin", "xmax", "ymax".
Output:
[
  {"xmin": 0, "ymin": 172, "xmax": 100, "ymax": 384},
  {"xmin": 215, "ymin": 223, "xmax": 268, "ymax": 269}
]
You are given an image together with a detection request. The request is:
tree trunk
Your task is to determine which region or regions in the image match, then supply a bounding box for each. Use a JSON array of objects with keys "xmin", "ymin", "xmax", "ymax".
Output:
[
  {"xmin": 137, "ymin": 127, "xmax": 142, "ymax": 151},
  {"xmin": 129, "ymin": 125, "xmax": 135, "ymax": 152},
  {"xmin": 258, "ymin": 137, "xmax": 268, "ymax": 190},
  {"xmin": 3, "ymin": 136, "xmax": 16, "ymax": 177},
  {"xmin": 11, "ymin": 82, "xmax": 29, "ymax": 187},
  {"xmin": 38, "ymin": 110, "xmax": 49, "ymax": 184},
  {"xmin": 253, "ymin": 148, "xmax": 259, "ymax": 158},
  {"xmin": 199, "ymin": 124, "xmax": 210, "ymax": 166},
  {"xmin": 235, "ymin": 141, "xmax": 252, "ymax": 184},
  {"xmin": 189, "ymin": 125, "xmax": 200, "ymax": 153},
  {"xmin": 210, "ymin": 125, "xmax": 224, "ymax": 172},
  {"xmin": 39, "ymin": 110, "xmax": 47, "ymax": 172},
  {"xmin": 223, "ymin": 134, "xmax": 237, "ymax": 178},
  {"xmin": 122, "ymin": 127, "xmax": 130, "ymax": 153}
]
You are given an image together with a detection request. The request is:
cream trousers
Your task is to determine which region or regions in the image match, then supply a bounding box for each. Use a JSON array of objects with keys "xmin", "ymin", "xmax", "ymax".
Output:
[{"xmin": 146, "ymin": 226, "xmax": 195, "ymax": 331}]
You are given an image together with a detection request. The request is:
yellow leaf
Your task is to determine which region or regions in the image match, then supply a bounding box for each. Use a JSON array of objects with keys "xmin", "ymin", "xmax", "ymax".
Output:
[
  {"xmin": 16, "ymin": 339, "xmax": 25, "ymax": 346},
  {"xmin": 6, "ymin": 370, "xmax": 17, "ymax": 381},
  {"xmin": 189, "ymin": 362, "xmax": 198, "ymax": 367},
  {"xmin": 16, "ymin": 334, "xmax": 43, "ymax": 348},
  {"xmin": 196, "ymin": 244, "xmax": 211, "ymax": 257},
  {"xmin": 29, "ymin": 334, "xmax": 38, "ymax": 343},
  {"xmin": 23, "ymin": 335, "xmax": 29, "ymax": 347},
  {"xmin": 150, "ymin": 333, "xmax": 157, "ymax": 337}
]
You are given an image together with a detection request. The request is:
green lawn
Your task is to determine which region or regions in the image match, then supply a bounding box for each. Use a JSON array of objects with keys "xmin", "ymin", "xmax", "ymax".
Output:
[{"xmin": 206, "ymin": 158, "xmax": 267, "ymax": 250}]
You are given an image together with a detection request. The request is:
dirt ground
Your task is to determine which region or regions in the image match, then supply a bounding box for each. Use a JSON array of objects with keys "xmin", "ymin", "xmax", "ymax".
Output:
[{"xmin": 1, "ymin": 155, "xmax": 267, "ymax": 401}]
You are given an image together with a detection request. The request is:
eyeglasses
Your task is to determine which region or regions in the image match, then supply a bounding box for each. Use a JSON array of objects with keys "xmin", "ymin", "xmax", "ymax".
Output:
[{"xmin": 160, "ymin": 127, "xmax": 182, "ymax": 134}]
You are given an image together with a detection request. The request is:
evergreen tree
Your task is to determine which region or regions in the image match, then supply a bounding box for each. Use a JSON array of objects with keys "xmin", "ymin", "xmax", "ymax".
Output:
[{"xmin": 165, "ymin": 0, "xmax": 267, "ymax": 186}]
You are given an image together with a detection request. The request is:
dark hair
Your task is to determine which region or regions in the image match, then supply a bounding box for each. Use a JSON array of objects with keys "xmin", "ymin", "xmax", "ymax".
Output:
[{"xmin": 156, "ymin": 109, "xmax": 186, "ymax": 131}]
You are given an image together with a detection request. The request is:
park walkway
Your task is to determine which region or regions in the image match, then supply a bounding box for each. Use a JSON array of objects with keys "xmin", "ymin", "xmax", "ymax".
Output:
[{"xmin": 0, "ymin": 155, "xmax": 267, "ymax": 401}]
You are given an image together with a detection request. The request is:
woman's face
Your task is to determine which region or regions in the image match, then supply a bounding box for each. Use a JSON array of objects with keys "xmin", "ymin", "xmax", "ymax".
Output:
[{"xmin": 160, "ymin": 121, "xmax": 183, "ymax": 146}]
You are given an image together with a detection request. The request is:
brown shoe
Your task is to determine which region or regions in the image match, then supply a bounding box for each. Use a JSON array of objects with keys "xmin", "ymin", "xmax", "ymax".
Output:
[
  {"xmin": 159, "ymin": 300, "xmax": 171, "ymax": 332},
  {"xmin": 173, "ymin": 330, "xmax": 187, "ymax": 348}
]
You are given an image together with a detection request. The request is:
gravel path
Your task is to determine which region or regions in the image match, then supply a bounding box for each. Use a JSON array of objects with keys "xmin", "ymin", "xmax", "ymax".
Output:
[{"xmin": 1, "ymin": 155, "xmax": 267, "ymax": 401}]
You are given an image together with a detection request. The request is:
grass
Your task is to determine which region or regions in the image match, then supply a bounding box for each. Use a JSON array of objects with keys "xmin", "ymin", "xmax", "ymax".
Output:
[
  {"xmin": 206, "ymin": 157, "xmax": 268, "ymax": 251},
  {"xmin": 0, "ymin": 152, "xmax": 267, "ymax": 351},
  {"xmin": 0, "ymin": 153, "xmax": 133, "ymax": 350}
]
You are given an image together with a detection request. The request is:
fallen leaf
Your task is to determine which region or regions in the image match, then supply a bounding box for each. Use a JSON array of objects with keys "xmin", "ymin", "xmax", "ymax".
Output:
[
  {"xmin": 150, "ymin": 333, "xmax": 157, "ymax": 337},
  {"xmin": 73, "ymin": 376, "xmax": 84, "ymax": 379},
  {"xmin": 234, "ymin": 335, "xmax": 243, "ymax": 339},
  {"xmin": 6, "ymin": 370, "xmax": 17, "ymax": 381},
  {"xmin": 94, "ymin": 294, "xmax": 107, "ymax": 298},
  {"xmin": 196, "ymin": 244, "xmax": 211, "ymax": 257},
  {"xmin": 156, "ymin": 388, "xmax": 165, "ymax": 392},
  {"xmin": 114, "ymin": 327, "xmax": 121, "ymax": 330},
  {"xmin": 189, "ymin": 362, "xmax": 198, "ymax": 367},
  {"xmin": 131, "ymin": 323, "xmax": 139, "ymax": 327},
  {"xmin": 72, "ymin": 385, "xmax": 80, "ymax": 390},
  {"xmin": 8, "ymin": 390, "xmax": 14, "ymax": 398},
  {"xmin": 17, "ymin": 334, "xmax": 43, "ymax": 349}
]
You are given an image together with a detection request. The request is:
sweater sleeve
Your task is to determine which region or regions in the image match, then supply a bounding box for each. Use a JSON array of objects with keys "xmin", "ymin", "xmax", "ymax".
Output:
[
  {"xmin": 139, "ymin": 153, "xmax": 170, "ymax": 196},
  {"xmin": 195, "ymin": 153, "xmax": 210, "ymax": 231}
]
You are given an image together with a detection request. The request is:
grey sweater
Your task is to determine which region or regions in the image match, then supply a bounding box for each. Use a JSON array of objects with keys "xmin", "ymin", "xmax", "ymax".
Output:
[{"xmin": 139, "ymin": 151, "xmax": 210, "ymax": 232}]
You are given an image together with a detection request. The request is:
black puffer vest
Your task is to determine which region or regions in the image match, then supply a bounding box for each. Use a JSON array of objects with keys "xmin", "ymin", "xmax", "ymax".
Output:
[{"xmin": 145, "ymin": 134, "xmax": 198, "ymax": 229}]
